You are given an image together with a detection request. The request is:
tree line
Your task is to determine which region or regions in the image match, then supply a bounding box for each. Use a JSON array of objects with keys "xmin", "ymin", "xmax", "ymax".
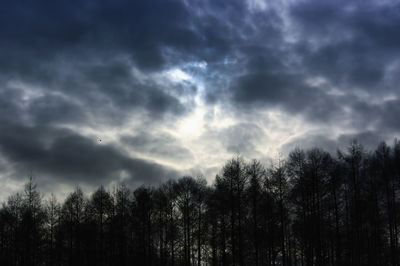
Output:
[{"xmin": 0, "ymin": 140, "xmax": 399, "ymax": 266}]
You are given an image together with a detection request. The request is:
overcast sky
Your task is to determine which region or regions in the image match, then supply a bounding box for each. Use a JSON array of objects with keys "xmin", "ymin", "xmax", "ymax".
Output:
[{"xmin": 1, "ymin": 0, "xmax": 400, "ymax": 200}]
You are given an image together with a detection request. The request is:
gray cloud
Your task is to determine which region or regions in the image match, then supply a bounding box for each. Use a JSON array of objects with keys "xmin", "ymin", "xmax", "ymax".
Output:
[
  {"xmin": 0, "ymin": 0, "xmax": 400, "ymax": 198},
  {"xmin": 290, "ymin": 0, "xmax": 400, "ymax": 93},
  {"xmin": 220, "ymin": 0, "xmax": 400, "ymax": 145},
  {"xmin": 121, "ymin": 132, "xmax": 195, "ymax": 163},
  {"xmin": 228, "ymin": 71, "xmax": 346, "ymax": 123},
  {"xmin": 218, "ymin": 123, "xmax": 265, "ymax": 156},
  {"xmin": 0, "ymin": 122, "xmax": 178, "ymax": 187}
]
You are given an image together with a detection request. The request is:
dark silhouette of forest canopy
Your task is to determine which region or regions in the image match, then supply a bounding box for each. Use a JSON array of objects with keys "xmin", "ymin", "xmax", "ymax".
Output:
[{"xmin": 1, "ymin": 140, "xmax": 400, "ymax": 266}]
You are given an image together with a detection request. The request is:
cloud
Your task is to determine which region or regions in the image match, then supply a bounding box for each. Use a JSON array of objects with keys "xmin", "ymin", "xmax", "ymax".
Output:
[
  {"xmin": 218, "ymin": 0, "xmax": 400, "ymax": 150},
  {"xmin": 290, "ymin": 0, "xmax": 400, "ymax": 93},
  {"xmin": 0, "ymin": 0, "xmax": 400, "ymax": 200},
  {"xmin": 228, "ymin": 71, "xmax": 346, "ymax": 123},
  {"xmin": 218, "ymin": 123, "xmax": 266, "ymax": 156},
  {"xmin": 121, "ymin": 132, "xmax": 195, "ymax": 163},
  {"xmin": 0, "ymin": 123, "xmax": 179, "ymax": 187}
]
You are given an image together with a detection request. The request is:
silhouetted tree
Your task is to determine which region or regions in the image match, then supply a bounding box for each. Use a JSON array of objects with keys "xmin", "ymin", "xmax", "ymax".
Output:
[
  {"xmin": 44, "ymin": 194, "xmax": 60, "ymax": 266},
  {"xmin": 269, "ymin": 160, "xmax": 290, "ymax": 266},
  {"xmin": 245, "ymin": 159, "xmax": 265, "ymax": 266},
  {"xmin": 60, "ymin": 187, "xmax": 87, "ymax": 266},
  {"xmin": 113, "ymin": 185, "xmax": 131, "ymax": 266},
  {"xmin": 1, "ymin": 140, "xmax": 400, "ymax": 266},
  {"xmin": 87, "ymin": 186, "xmax": 113, "ymax": 265},
  {"xmin": 131, "ymin": 186, "xmax": 154, "ymax": 265}
]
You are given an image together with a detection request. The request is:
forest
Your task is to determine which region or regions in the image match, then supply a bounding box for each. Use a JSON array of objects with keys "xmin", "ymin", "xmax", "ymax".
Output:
[{"xmin": 0, "ymin": 140, "xmax": 399, "ymax": 266}]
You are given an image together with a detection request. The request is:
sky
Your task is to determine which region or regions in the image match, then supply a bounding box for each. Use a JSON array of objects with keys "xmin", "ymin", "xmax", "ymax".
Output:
[{"xmin": 1, "ymin": 0, "xmax": 400, "ymax": 200}]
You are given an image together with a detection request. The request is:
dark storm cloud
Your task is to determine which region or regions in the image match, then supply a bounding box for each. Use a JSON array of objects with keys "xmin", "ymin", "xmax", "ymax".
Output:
[
  {"xmin": 0, "ymin": 0, "xmax": 212, "ymax": 129},
  {"xmin": 1, "ymin": 57, "xmax": 189, "ymax": 125},
  {"xmin": 376, "ymin": 99, "xmax": 400, "ymax": 131},
  {"xmin": 0, "ymin": 122, "xmax": 178, "ymax": 186},
  {"xmin": 0, "ymin": 85, "xmax": 25, "ymax": 124},
  {"xmin": 0, "ymin": 0, "xmax": 190, "ymax": 71},
  {"xmin": 224, "ymin": 0, "xmax": 400, "ymax": 145},
  {"xmin": 1, "ymin": 0, "xmax": 400, "ymax": 197},
  {"xmin": 0, "ymin": 0, "xmax": 245, "ymax": 74},
  {"xmin": 0, "ymin": 0, "xmax": 252, "ymax": 125},
  {"xmin": 291, "ymin": 0, "xmax": 400, "ymax": 50},
  {"xmin": 229, "ymin": 71, "xmax": 344, "ymax": 122},
  {"xmin": 290, "ymin": 0, "xmax": 400, "ymax": 93},
  {"xmin": 62, "ymin": 58, "xmax": 189, "ymax": 120},
  {"xmin": 298, "ymin": 43, "xmax": 386, "ymax": 90},
  {"xmin": 0, "ymin": 0, "xmax": 250, "ymax": 192}
]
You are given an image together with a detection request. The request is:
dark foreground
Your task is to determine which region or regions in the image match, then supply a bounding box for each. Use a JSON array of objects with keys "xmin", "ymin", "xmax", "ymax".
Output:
[{"xmin": 1, "ymin": 140, "xmax": 399, "ymax": 266}]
